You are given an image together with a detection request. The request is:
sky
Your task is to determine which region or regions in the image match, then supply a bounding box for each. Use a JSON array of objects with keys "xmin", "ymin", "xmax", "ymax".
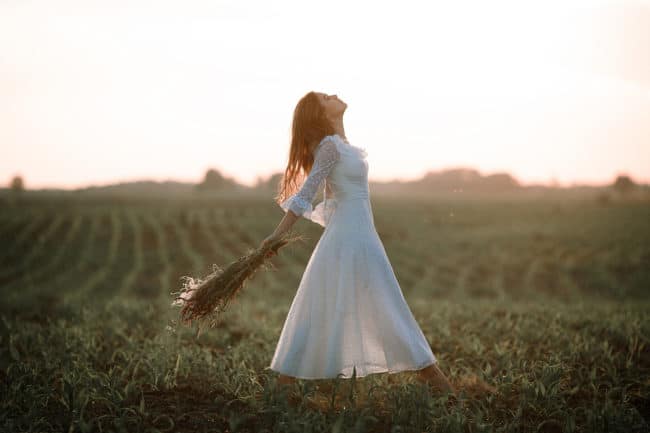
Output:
[{"xmin": 1, "ymin": 0, "xmax": 649, "ymax": 189}]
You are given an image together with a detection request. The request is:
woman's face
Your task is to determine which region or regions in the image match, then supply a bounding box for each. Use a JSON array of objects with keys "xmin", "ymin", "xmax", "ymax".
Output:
[{"xmin": 317, "ymin": 92, "xmax": 347, "ymax": 118}]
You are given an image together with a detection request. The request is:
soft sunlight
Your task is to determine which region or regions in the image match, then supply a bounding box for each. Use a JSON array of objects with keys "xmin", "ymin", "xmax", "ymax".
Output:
[{"xmin": 1, "ymin": 0, "xmax": 648, "ymax": 188}]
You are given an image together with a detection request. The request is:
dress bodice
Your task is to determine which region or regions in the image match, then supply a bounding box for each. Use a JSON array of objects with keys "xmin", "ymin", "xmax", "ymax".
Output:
[
  {"xmin": 322, "ymin": 134, "xmax": 369, "ymax": 202},
  {"xmin": 279, "ymin": 133, "xmax": 370, "ymax": 227}
]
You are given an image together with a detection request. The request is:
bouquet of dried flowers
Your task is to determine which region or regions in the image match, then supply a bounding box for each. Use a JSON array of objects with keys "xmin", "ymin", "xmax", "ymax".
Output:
[{"xmin": 171, "ymin": 230, "xmax": 303, "ymax": 335}]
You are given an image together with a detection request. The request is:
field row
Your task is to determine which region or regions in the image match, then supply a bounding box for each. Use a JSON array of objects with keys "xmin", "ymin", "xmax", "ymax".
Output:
[{"xmin": 2, "ymin": 201, "xmax": 647, "ymax": 316}]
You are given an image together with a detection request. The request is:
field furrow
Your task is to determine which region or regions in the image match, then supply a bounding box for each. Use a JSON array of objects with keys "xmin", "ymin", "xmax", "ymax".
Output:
[
  {"xmin": 6, "ymin": 214, "xmax": 84, "ymax": 292},
  {"xmin": 172, "ymin": 211, "xmax": 205, "ymax": 277},
  {"xmin": 489, "ymin": 248, "xmax": 509, "ymax": 301},
  {"xmin": 0, "ymin": 214, "xmax": 66, "ymax": 286},
  {"xmin": 129, "ymin": 213, "xmax": 165, "ymax": 299},
  {"xmin": 47, "ymin": 213, "xmax": 102, "ymax": 297},
  {"xmin": 160, "ymin": 213, "xmax": 195, "ymax": 300},
  {"xmin": 5, "ymin": 213, "xmax": 96, "ymax": 311},
  {"xmin": 195, "ymin": 210, "xmax": 231, "ymax": 265},
  {"xmin": 207, "ymin": 209, "xmax": 250, "ymax": 261},
  {"xmin": 453, "ymin": 258, "xmax": 476, "ymax": 298},
  {"xmin": 0, "ymin": 214, "xmax": 32, "ymax": 258},
  {"xmin": 64, "ymin": 210, "xmax": 123, "ymax": 305},
  {"xmin": 117, "ymin": 210, "xmax": 144, "ymax": 297},
  {"xmin": 0, "ymin": 214, "xmax": 51, "ymax": 276},
  {"xmin": 185, "ymin": 209, "xmax": 222, "ymax": 276},
  {"xmin": 147, "ymin": 213, "xmax": 172, "ymax": 302}
]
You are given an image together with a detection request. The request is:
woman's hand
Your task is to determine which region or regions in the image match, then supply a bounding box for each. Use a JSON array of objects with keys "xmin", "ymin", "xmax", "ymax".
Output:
[
  {"xmin": 261, "ymin": 212, "xmax": 298, "ymax": 258},
  {"xmin": 260, "ymin": 233, "xmax": 281, "ymax": 258}
]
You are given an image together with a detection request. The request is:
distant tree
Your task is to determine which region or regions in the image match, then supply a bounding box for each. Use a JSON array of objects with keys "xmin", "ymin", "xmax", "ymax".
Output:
[
  {"xmin": 613, "ymin": 174, "xmax": 636, "ymax": 196},
  {"xmin": 10, "ymin": 175, "xmax": 24, "ymax": 192},
  {"xmin": 196, "ymin": 169, "xmax": 240, "ymax": 192}
]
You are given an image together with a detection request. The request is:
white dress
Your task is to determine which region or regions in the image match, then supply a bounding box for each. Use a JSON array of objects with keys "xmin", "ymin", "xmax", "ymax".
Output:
[{"xmin": 267, "ymin": 133, "xmax": 437, "ymax": 379}]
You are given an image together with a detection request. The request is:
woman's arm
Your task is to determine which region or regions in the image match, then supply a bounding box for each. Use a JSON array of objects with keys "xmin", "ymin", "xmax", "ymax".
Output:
[
  {"xmin": 263, "ymin": 210, "xmax": 299, "ymax": 243},
  {"xmin": 260, "ymin": 137, "xmax": 339, "ymax": 253},
  {"xmin": 258, "ymin": 211, "xmax": 298, "ymax": 257}
]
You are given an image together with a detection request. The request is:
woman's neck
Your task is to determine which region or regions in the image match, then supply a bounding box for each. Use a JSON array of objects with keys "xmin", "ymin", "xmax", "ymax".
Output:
[{"xmin": 328, "ymin": 116, "xmax": 346, "ymax": 139}]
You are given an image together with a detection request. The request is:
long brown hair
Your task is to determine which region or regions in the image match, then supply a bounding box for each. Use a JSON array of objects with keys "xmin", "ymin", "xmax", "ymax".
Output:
[{"xmin": 275, "ymin": 91, "xmax": 337, "ymax": 204}]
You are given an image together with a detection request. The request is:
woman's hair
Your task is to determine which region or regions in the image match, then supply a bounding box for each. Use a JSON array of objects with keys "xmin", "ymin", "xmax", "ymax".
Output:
[{"xmin": 275, "ymin": 91, "xmax": 337, "ymax": 205}]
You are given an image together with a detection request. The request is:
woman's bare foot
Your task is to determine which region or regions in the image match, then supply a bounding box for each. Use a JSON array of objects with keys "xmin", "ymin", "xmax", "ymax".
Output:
[
  {"xmin": 277, "ymin": 374, "xmax": 300, "ymax": 406},
  {"xmin": 416, "ymin": 362, "xmax": 456, "ymax": 395},
  {"xmin": 278, "ymin": 374, "xmax": 297, "ymax": 387}
]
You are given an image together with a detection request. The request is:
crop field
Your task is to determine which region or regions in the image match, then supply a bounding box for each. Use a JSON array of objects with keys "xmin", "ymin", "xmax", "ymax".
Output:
[{"xmin": 0, "ymin": 194, "xmax": 648, "ymax": 432}]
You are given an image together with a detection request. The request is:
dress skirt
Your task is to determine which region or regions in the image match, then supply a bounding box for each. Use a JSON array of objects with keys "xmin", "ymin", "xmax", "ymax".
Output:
[{"xmin": 267, "ymin": 197, "xmax": 437, "ymax": 379}]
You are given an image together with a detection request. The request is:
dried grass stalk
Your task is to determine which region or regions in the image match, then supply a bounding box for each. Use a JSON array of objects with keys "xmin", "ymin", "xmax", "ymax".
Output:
[{"xmin": 171, "ymin": 230, "xmax": 303, "ymax": 334}]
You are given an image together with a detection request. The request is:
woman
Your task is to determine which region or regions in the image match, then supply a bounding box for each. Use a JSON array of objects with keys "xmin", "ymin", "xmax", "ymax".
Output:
[{"xmin": 260, "ymin": 91, "xmax": 454, "ymax": 395}]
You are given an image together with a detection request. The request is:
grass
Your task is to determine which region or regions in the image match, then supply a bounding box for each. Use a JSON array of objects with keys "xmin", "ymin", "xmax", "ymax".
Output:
[{"xmin": 0, "ymin": 193, "xmax": 648, "ymax": 432}]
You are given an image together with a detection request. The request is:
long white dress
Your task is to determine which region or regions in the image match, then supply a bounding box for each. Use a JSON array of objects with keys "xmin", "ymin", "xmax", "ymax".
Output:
[{"xmin": 267, "ymin": 133, "xmax": 437, "ymax": 379}]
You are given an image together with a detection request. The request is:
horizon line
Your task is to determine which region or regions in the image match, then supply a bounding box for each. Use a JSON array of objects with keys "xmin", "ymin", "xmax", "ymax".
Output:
[{"xmin": 6, "ymin": 170, "xmax": 649, "ymax": 191}]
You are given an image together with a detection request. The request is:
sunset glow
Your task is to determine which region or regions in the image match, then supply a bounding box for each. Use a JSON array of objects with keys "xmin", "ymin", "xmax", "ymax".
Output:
[{"xmin": 1, "ymin": 0, "xmax": 648, "ymax": 189}]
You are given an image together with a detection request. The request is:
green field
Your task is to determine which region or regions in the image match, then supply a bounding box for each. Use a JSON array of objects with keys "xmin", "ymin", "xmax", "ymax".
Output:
[{"xmin": 1, "ymin": 195, "xmax": 648, "ymax": 432}]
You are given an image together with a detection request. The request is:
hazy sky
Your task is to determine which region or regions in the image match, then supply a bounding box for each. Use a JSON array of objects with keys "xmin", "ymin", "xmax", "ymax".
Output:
[{"xmin": 1, "ymin": 0, "xmax": 649, "ymax": 189}]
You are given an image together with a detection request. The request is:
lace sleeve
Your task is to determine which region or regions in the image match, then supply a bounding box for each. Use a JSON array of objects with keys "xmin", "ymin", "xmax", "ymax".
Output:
[{"xmin": 280, "ymin": 136, "xmax": 340, "ymax": 218}]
